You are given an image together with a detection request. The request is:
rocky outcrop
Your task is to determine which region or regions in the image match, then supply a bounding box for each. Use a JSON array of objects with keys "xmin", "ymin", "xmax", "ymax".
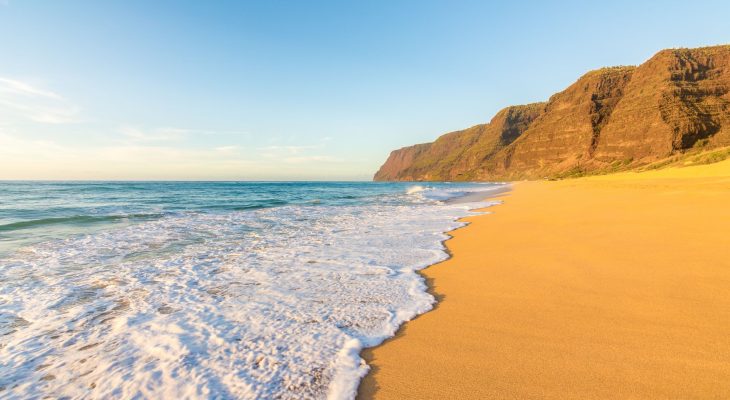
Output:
[{"xmin": 374, "ymin": 45, "xmax": 730, "ymax": 181}]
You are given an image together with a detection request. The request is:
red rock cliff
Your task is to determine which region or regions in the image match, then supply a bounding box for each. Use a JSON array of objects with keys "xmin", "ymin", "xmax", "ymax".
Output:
[{"xmin": 374, "ymin": 45, "xmax": 730, "ymax": 181}]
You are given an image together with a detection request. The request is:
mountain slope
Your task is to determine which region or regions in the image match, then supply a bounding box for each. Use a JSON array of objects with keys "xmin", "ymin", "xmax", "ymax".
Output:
[
  {"xmin": 373, "ymin": 104, "xmax": 544, "ymax": 181},
  {"xmin": 374, "ymin": 45, "xmax": 730, "ymax": 181}
]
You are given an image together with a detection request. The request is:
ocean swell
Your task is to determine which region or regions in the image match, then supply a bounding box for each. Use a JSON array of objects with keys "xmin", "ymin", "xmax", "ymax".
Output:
[{"xmin": 0, "ymin": 184, "xmax": 498, "ymax": 399}]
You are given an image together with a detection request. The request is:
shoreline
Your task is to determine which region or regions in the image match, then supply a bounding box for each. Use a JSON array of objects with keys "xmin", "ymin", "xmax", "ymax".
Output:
[
  {"xmin": 328, "ymin": 183, "xmax": 509, "ymax": 399},
  {"xmin": 354, "ymin": 187, "xmax": 510, "ymax": 398},
  {"xmin": 339, "ymin": 185, "xmax": 508, "ymax": 399},
  {"xmin": 356, "ymin": 194, "xmax": 507, "ymax": 400},
  {"xmin": 357, "ymin": 160, "xmax": 730, "ymax": 399}
]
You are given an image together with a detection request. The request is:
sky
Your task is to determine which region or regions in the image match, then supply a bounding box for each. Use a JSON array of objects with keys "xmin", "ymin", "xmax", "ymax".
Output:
[{"xmin": 1, "ymin": 1, "xmax": 729, "ymax": 180}]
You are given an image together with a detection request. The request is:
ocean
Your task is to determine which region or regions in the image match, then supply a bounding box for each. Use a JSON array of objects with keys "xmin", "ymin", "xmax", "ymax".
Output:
[{"xmin": 0, "ymin": 181, "xmax": 502, "ymax": 399}]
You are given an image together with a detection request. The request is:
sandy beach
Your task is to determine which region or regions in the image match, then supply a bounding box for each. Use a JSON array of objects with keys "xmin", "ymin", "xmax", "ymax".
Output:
[{"xmin": 359, "ymin": 160, "xmax": 730, "ymax": 399}]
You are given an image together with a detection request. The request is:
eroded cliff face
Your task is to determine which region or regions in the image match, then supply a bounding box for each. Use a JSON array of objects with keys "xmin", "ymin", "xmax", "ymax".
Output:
[
  {"xmin": 374, "ymin": 45, "xmax": 730, "ymax": 181},
  {"xmin": 373, "ymin": 143, "xmax": 433, "ymax": 181},
  {"xmin": 593, "ymin": 47, "xmax": 730, "ymax": 163},
  {"xmin": 373, "ymin": 104, "xmax": 544, "ymax": 181},
  {"xmin": 483, "ymin": 66, "xmax": 635, "ymax": 179}
]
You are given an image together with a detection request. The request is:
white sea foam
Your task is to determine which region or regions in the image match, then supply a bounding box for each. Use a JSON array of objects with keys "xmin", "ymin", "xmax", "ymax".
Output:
[
  {"xmin": 408, "ymin": 182, "xmax": 509, "ymax": 202},
  {"xmin": 405, "ymin": 185, "xmax": 426, "ymax": 195},
  {"xmin": 0, "ymin": 192, "xmax": 497, "ymax": 399}
]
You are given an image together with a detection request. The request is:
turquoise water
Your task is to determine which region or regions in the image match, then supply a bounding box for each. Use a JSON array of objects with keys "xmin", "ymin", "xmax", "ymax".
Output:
[
  {"xmin": 0, "ymin": 181, "xmax": 489, "ymax": 255},
  {"xmin": 0, "ymin": 181, "xmax": 502, "ymax": 399}
]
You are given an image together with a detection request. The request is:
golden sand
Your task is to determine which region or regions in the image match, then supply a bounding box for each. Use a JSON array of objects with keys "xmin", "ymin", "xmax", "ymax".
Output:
[{"xmin": 358, "ymin": 160, "xmax": 730, "ymax": 399}]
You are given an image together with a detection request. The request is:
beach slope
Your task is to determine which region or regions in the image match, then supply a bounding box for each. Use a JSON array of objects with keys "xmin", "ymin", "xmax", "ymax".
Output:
[{"xmin": 359, "ymin": 160, "xmax": 730, "ymax": 399}]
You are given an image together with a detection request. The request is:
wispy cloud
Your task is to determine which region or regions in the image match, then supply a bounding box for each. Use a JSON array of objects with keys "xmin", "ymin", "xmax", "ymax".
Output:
[
  {"xmin": 0, "ymin": 131, "xmax": 356, "ymax": 180},
  {"xmin": 0, "ymin": 131, "xmax": 257, "ymax": 180},
  {"xmin": 259, "ymin": 144, "xmax": 321, "ymax": 154},
  {"xmin": 283, "ymin": 155, "xmax": 342, "ymax": 164},
  {"xmin": 118, "ymin": 126, "xmax": 251, "ymax": 144},
  {"xmin": 0, "ymin": 73, "xmax": 352, "ymax": 178},
  {"xmin": 0, "ymin": 77, "xmax": 81, "ymax": 124},
  {"xmin": 214, "ymin": 145, "xmax": 241, "ymax": 154},
  {"xmin": 0, "ymin": 77, "xmax": 62, "ymax": 99},
  {"xmin": 257, "ymin": 139, "xmax": 341, "ymax": 164},
  {"xmin": 118, "ymin": 126, "xmax": 190, "ymax": 143}
]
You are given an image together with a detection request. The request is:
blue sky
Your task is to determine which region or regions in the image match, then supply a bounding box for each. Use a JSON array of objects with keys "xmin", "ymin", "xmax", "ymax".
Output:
[{"xmin": 1, "ymin": 1, "xmax": 729, "ymax": 180}]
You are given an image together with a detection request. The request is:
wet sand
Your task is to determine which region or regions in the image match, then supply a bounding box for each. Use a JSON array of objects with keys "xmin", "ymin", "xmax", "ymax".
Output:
[{"xmin": 358, "ymin": 160, "xmax": 730, "ymax": 399}]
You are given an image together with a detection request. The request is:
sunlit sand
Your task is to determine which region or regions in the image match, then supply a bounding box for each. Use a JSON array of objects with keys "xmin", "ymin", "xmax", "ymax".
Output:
[{"xmin": 360, "ymin": 159, "xmax": 730, "ymax": 399}]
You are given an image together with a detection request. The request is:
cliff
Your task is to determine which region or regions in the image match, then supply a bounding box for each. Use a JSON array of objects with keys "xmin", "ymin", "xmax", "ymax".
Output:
[
  {"xmin": 373, "ymin": 104, "xmax": 544, "ymax": 181},
  {"xmin": 374, "ymin": 45, "xmax": 730, "ymax": 181}
]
